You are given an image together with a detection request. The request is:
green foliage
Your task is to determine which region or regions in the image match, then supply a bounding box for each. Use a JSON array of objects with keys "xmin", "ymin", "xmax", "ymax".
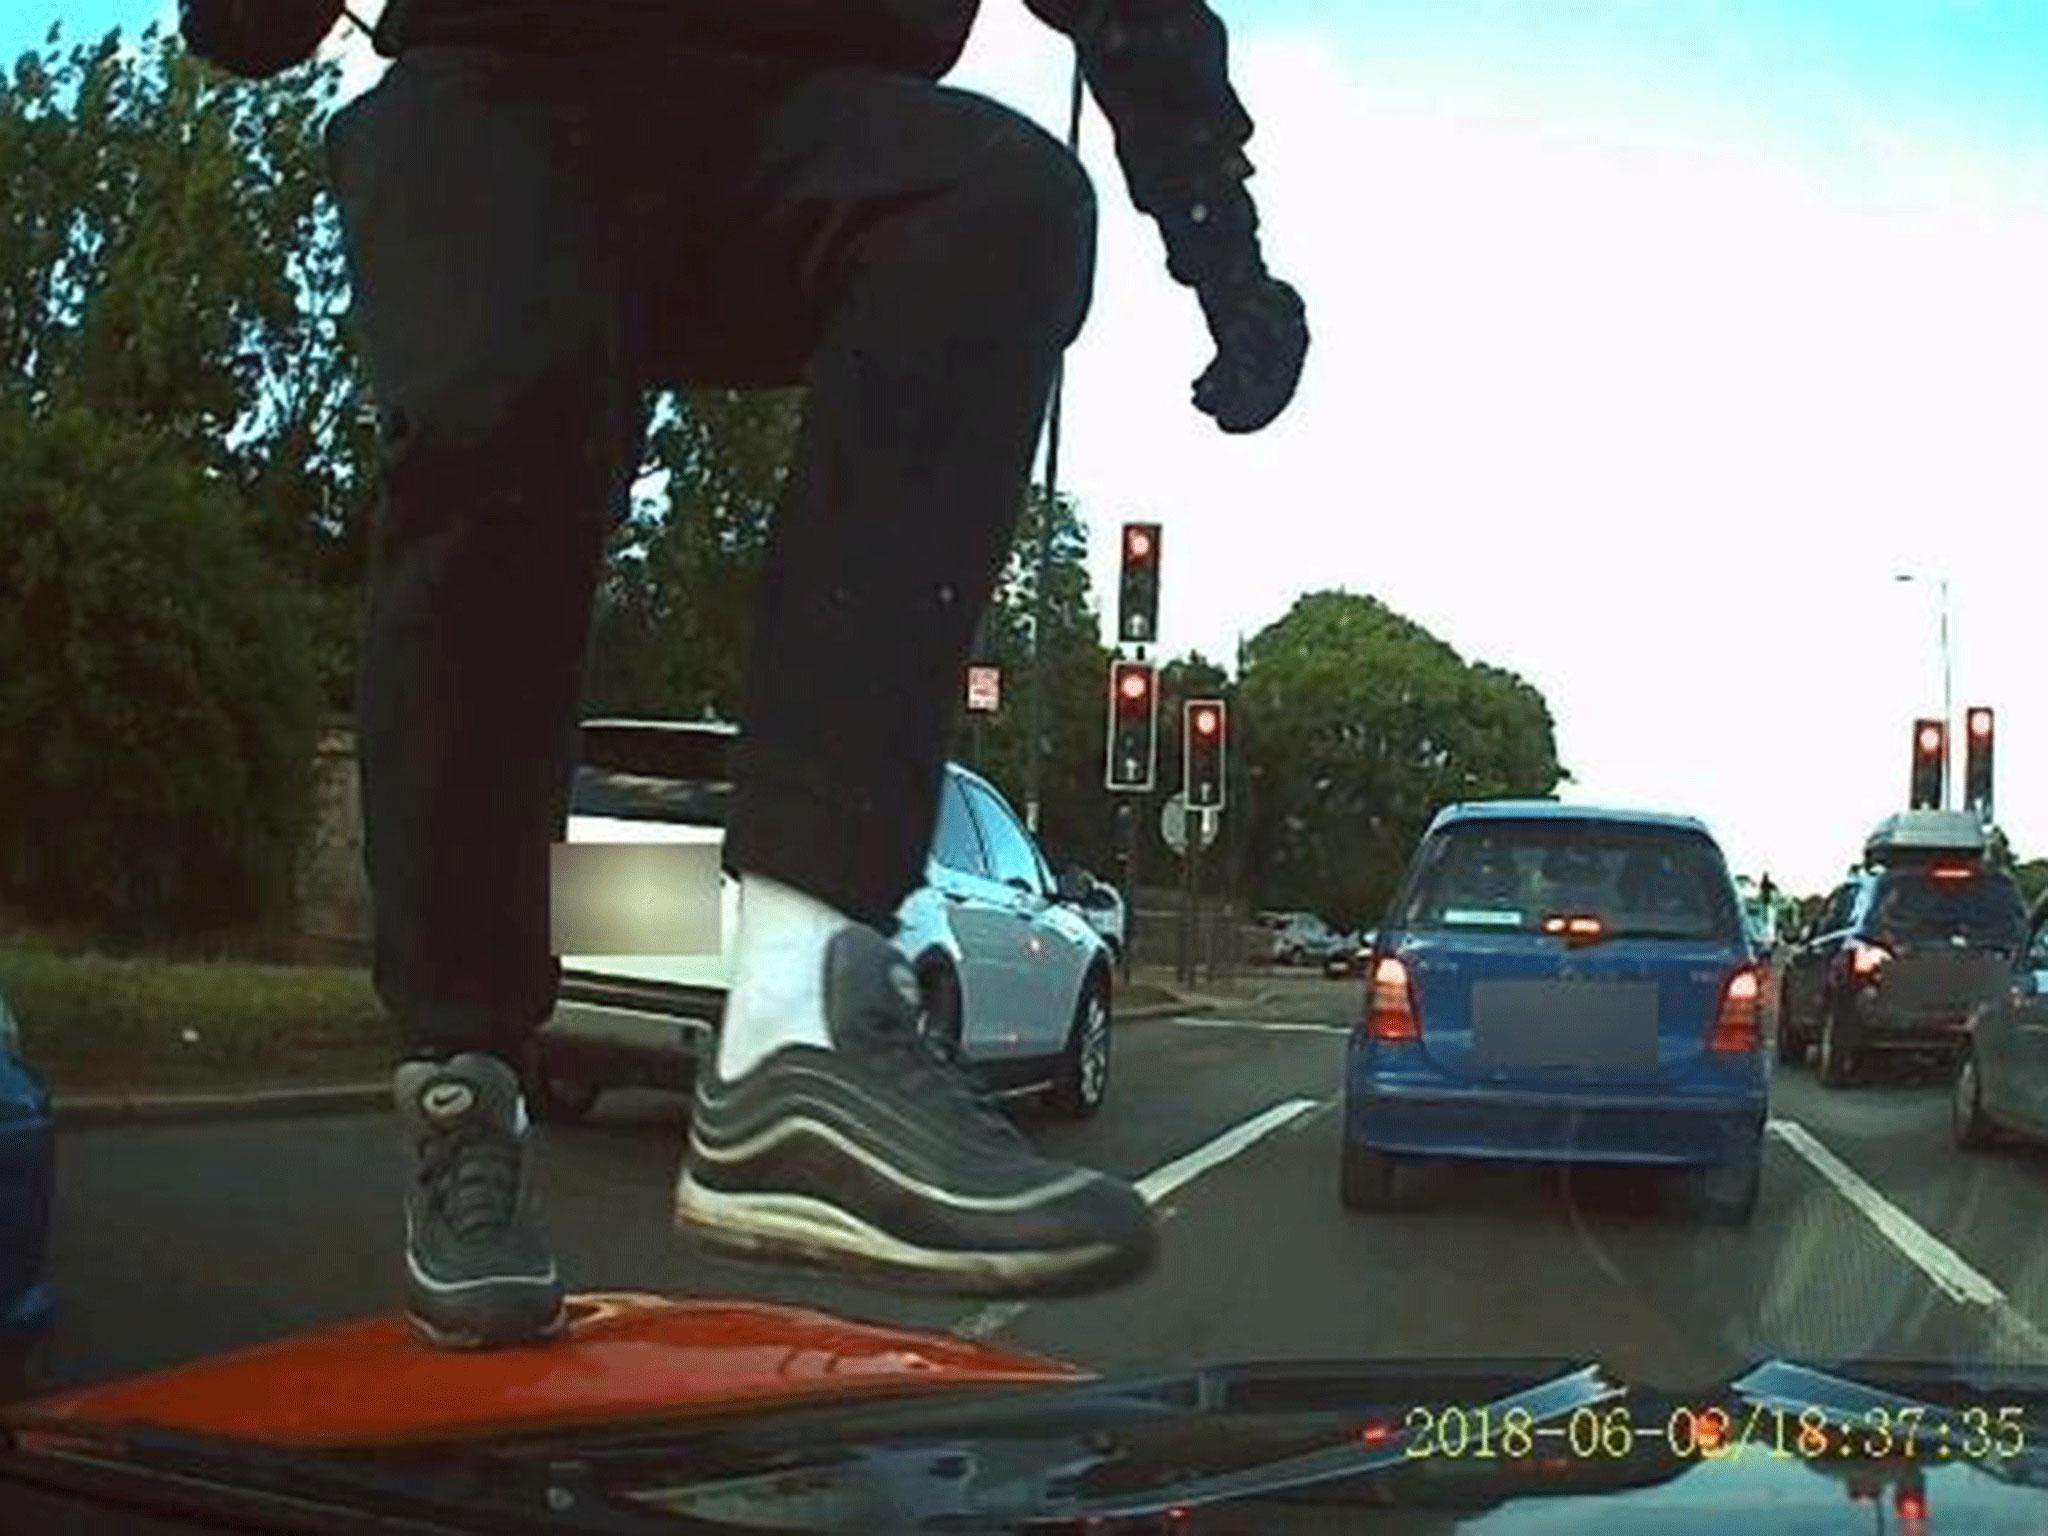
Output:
[
  {"xmin": 2014, "ymin": 858, "xmax": 2048, "ymax": 909},
  {"xmin": 1235, "ymin": 591, "xmax": 1565, "ymax": 928},
  {"xmin": 1, "ymin": 24, "xmax": 372, "ymax": 709},
  {"xmin": 952, "ymin": 487, "xmax": 1117, "ymax": 874},
  {"xmin": 0, "ymin": 399, "xmax": 321, "ymax": 944},
  {"xmin": 587, "ymin": 389, "xmax": 805, "ymax": 719}
]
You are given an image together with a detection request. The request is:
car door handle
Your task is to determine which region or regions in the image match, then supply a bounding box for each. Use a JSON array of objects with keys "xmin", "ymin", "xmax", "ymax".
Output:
[{"xmin": 944, "ymin": 891, "xmax": 969, "ymax": 905}]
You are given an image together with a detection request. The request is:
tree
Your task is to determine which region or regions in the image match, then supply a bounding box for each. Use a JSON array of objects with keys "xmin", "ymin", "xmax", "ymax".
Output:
[
  {"xmin": 0, "ymin": 25, "xmax": 371, "ymax": 711},
  {"xmin": 949, "ymin": 487, "xmax": 1116, "ymax": 876},
  {"xmin": 586, "ymin": 389, "xmax": 804, "ymax": 720},
  {"xmin": 1236, "ymin": 591, "xmax": 1565, "ymax": 927},
  {"xmin": 0, "ymin": 399, "xmax": 320, "ymax": 945}
]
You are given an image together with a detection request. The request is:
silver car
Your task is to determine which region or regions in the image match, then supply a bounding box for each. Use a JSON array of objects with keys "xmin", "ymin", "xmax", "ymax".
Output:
[{"xmin": 532, "ymin": 719, "xmax": 1117, "ymax": 1123}]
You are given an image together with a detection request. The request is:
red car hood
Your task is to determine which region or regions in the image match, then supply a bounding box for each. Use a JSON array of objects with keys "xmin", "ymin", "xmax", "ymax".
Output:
[{"xmin": 13, "ymin": 1293, "xmax": 1087, "ymax": 1450}]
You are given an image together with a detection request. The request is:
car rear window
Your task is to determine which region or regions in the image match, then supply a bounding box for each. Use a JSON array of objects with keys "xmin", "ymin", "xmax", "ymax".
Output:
[
  {"xmin": 1393, "ymin": 819, "xmax": 1740, "ymax": 942},
  {"xmin": 1870, "ymin": 868, "xmax": 2026, "ymax": 949},
  {"xmin": 569, "ymin": 726, "xmax": 734, "ymax": 826}
]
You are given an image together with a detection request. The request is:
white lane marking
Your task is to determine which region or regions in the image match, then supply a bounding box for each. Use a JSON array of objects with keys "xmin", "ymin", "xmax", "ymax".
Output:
[
  {"xmin": 952, "ymin": 1097, "xmax": 1324, "ymax": 1342},
  {"xmin": 1159, "ymin": 1018, "xmax": 1352, "ymax": 1037},
  {"xmin": 1769, "ymin": 1118, "xmax": 2048, "ymax": 1356},
  {"xmin": 1135, "ymin": 1097, "xmax": 1324, "ymax": 1205}
]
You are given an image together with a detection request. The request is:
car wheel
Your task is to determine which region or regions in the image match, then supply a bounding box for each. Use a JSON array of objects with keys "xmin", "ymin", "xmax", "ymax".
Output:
[
  {"xmin": 1049, "ymin": 979, "xmax": 1111, "ymax": 1120},
  {"xmin": 1817, "ymin": 1003, "xmax": 1857, "ymax": 1088},
  {"xmin": 1689, "ymin": 1146, "xmax": 1761, "ymax": 1226},
  {"xmin": 1953, "ymin": 1046, "xmax": 1995, "ymax": 1152},
  {"xmin": 523, "ymin": 1044, "xmax": 602, "ymax": 1124},
  {"xmin": 1340, "ymin": 1141, "xmax": 1399, "ymax": 1211},
  {"xmin": 1775, "ymin": 986, "xmax": 1804, "ymax": 1066},
  {"xmin": 916, "ymin": 964, "xmax": 964, "ymax": 1064}
]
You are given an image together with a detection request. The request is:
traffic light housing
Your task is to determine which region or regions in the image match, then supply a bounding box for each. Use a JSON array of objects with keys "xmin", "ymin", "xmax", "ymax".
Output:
[
  {"xmin": 1965, "ymin": 706, "xmax": 1994, "ymax": 818},
  {"xmin": 1909, "ymin": 717, "xmax": 1946, "ymax": 810},
  {"xmin": 1105, "ymin": 659, "xmax": 1158, "ymax": 792},
  {"xmin": 1185, "ymin": 698, "xmax": 1227, "ymax": 811},
  {"xmin": 1117, "ymin": 522, "xmax": 1162, "ymax": 645}
]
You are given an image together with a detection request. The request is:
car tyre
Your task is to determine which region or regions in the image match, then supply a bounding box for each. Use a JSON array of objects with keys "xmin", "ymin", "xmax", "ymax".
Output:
[
  {"xmin": 1340, "ymin": 1141, "xmax": 1399, "ymax": 1211},
  {"xmin": 1689, "ymin": 1146, "xmax": 1761, "ymax": 1226},
  {"xmin": 1816, "ymin": 1003, "xmax": 1857, "ymax": 1088},
  {"xmin": 1775, "ymin": 989, "xmax": 1804, "ymax": 1066},
  {"xmin": 916, "ymin": 963, "xmax": 965, "ymax": 1065},
  {"xmin": 523, "ymin": 1044, "xmax": 602, "ymax": 1124},
  {"xmin": 1049, "ymin": 979, "xmax": 1111, "ymax": 1120},
  {"xmin": 1953, "ymin": 1045, "xmax": 1995, "ymax": 1152}
]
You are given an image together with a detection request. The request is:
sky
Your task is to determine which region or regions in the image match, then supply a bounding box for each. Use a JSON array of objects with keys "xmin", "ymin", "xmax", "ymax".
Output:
[{"xmin": 17, "ymin": 1, "xmax": 2048, "ymax": 896}]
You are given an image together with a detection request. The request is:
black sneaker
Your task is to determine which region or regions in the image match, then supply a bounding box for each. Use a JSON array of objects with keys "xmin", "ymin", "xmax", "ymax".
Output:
[
  {"xmin": 395, "ymin": 1052, "xmax": 567, "ymax": 1349},
  {"xmin": 675, "ymin": 926, "xmax": 1156, "ymax": 1295}
]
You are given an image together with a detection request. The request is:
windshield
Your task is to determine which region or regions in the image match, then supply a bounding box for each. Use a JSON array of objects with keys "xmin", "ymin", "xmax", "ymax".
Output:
[
  {"xmin": 13, "ymin": 0, "xmax": 2048, "ymax": 1530},
  {"xmin": 1872, "ymin": 870, "xmax": 2027, "ymax": 949},
  {"xmin": 1395, "ymin": 821, "xmax": 1741, "ymax": 941}
]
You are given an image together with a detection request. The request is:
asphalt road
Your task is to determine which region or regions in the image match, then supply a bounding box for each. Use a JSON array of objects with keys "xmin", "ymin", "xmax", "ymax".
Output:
[{"xmin": 15, "ymin": 973, "xmax": 2048, "ymax": 1403}]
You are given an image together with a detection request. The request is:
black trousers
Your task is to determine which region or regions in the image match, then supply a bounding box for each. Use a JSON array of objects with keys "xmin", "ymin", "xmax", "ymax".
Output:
[{"xmin": 325, "ymin": 42, "xmax": 1096, "ymax": 1058}]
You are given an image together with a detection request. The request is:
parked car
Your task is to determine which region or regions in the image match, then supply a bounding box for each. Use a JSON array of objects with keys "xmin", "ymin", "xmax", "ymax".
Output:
[
  {"xmin": 535, "ymin": 720, "xmax": 1118, "ymax": 1122},
  {"xmin": 1066, "ymin": 873, "xmax": 1127, "ymax": 964},
  {"xmin": 1261, "ymin": 911, "xmax": 1339, "ymax": 967},
  {"xmin": 1324, "ymin": 930, "xmax": 1377, "ymax": 979},
  {"xmin": 1953, "ymin": 892, "xmax": 2048, "ymax": 1151},
  {"xmin": 1778, "ymin": 814, "xmax": 2025, "ymax": 1086},
  {"xmin": 1340, "ymin": 800, "xmax": 1767, "ymax": 1225},
  {"xmin": 0, "ymin": 986, "xmax": 54, "ymax": 1387}
]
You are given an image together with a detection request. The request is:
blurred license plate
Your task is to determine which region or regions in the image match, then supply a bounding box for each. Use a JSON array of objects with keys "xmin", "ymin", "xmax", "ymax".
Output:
[{"xmin": 1471, "ymin": 980, "xmax": 1659, "ymax": 1070}]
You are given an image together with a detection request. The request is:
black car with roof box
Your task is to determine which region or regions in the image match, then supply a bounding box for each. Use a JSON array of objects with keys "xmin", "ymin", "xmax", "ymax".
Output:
[{"xmin": 1778, "ymin": 812, "xmax": 2027, "ymax": 1086}]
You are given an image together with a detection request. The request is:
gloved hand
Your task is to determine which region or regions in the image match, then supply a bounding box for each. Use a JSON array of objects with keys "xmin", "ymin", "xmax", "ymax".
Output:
[
  {"xmin": 180, "ymin": 0, "xmax": 344, "ymax": 80},
  {"xmin": 1192, "ymin": 270, "xmax": 1308, "ymax": 434}
]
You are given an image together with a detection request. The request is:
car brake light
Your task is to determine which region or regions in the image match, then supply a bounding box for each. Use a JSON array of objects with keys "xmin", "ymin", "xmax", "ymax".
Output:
[
  {"xmin": 1848, "ymin": 939, "xmax": 1890, "ymax": 979},
  {"xmin": 1708, "ymin": 967, "xmax": 1761, "ymax": 1052},
  {"xmin": 1367, "ymin": 956, "xmax": 1420, "ymax": 1041},
  {"xmin": 1896, "ymin": 1487, "xmax": 1927, "ymax": 1522},
  {"xmin": 1931, "ymin": 864, "xmax": 1974, "ymax": 881}
]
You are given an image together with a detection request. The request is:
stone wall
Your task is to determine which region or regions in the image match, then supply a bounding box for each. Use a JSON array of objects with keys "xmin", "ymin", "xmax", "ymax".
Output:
[{"xmin": 297, "ymin": 719, "xmax": 370, "ymax": 943}]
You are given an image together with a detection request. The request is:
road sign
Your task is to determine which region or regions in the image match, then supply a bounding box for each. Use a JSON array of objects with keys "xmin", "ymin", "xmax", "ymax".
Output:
[
  {"xmin": 966, "ymin": 665, "xmax": 1001, "ymax": 713},
  {"xmin": 1160, "ymin": 792, "xmax": 1220, "ymax": 856}
]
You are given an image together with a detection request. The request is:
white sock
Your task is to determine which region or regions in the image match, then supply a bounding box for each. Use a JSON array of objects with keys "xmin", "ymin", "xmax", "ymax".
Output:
[{"xmin": 717, "ymin": 874, "xmax": 849, "ymax": 1078}]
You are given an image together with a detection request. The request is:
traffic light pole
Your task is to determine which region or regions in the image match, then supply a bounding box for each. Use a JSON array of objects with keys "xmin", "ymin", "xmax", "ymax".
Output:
[{"xmin": 1025, "ymin": 54, "xmax": 1087, "ymax": 837}]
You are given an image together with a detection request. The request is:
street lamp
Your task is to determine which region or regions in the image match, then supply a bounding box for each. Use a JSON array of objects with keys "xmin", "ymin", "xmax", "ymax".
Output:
[{"xmin": 1894, "ymin": 573, "xmax": 1951, "ymax": 806}]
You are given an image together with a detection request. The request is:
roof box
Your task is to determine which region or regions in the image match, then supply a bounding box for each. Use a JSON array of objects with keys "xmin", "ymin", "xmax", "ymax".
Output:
[{"xmin": 1864, "ymin": 810, "xmax": 1986, "ymax": 864}]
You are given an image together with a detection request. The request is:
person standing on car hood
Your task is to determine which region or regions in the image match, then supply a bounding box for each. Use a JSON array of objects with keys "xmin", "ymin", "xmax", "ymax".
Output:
[{"xmin": 178, "ymin": 0, "xmax": 1308, "ymax": 1348}]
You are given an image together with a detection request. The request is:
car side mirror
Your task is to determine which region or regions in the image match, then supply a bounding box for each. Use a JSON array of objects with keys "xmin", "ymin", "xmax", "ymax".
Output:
[{"xmin": 1055, "ymin": 868, "xmax": 1092, "ymax": 905}]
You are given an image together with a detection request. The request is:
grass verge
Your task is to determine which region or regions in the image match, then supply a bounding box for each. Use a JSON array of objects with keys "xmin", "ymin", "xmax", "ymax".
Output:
[{"xmin": 0, "ymin": 940, "xmax": 389, "ymax": 1096}]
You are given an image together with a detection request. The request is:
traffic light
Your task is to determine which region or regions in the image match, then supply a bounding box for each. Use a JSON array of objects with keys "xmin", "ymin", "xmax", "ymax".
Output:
[
  {"xmin": 1909, "ymin": 717, "xmax": 1946, "ymax": 810},
  {"xmin": 1117, "ymin": 522, "xmax": 1162, "ymax": 645},
  {"xmin": 1104, "ymin": 659, "xmax": 1158, "ymax": 792},
  {"xmin": 1965, "ymin": 706, "xmax": 1995, "ymax": 818},
  {"xmin": 1185, "ymin": 698, "xmax": 1227, "ymax": 811}
]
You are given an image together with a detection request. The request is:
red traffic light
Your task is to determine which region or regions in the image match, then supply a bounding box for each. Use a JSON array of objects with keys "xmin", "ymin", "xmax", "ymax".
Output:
[
  {"xmin": 1119, "ymin": 669, "xmax": 1150, "ymax": 701},
  {"xmin": 1193, "ymin": 706, "xmax": 1220, "ymax": 737},
  {"xmin": 1125, "ymin": 526, "xmax": 1154, "ymax": 561},
  {"xmin": 1917, "ymin": 724, "xmax": 1943, "ymax": 755},
  {"xmin": 1969, "ymin": 707, "xmax": 1993, "ymax": 740}
]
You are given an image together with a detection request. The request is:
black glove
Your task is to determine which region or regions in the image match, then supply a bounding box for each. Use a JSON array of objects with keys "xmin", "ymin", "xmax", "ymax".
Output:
[
  {"xmin": 180, "ymin": 0, "xmax": 343, "ymax": 80},
  {"xmin": 1192, "ymin": 270, "xmax": 1308, "ymax": 434}
]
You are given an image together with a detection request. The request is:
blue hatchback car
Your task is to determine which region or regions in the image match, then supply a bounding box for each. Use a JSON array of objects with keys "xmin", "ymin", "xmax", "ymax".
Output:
[
  {"xmin": 0, "ymin": 987, "xmax": 54, "ymax": 1351},
  {"xmin": 1342, "ymin": 801, "xmax": 1767, "ymax": 1224}
]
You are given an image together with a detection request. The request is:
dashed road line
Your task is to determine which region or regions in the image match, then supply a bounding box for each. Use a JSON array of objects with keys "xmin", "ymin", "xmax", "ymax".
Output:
[
  {"xmin": 952, "ymin": 1097, "xmax": 1324, "ymax": 1342},
  {"xmin": 1769, "ymin": 1117, "xmax": 2048, "ymax": 1358}
]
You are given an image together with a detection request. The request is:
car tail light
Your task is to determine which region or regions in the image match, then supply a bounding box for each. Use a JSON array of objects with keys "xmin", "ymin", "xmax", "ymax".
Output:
[
  {"xmin": 1847, "ymin": 939, "xmax": 1891, "ymax": 980},
  {"xmin": 1367, "ymin": 956, "xmax": 1420, "ymax": 1041},
  {"xmin": 1708, "ymin": 966, "xmax": 1761, "ymax": 1052},
  {"xmin": 1896, "ymin": 1487, "xmax": 1927, "ymax": 1523},
  {"xmin": 1931, "ymin": 862, "xmax": 1974, "ymax": 882}
]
